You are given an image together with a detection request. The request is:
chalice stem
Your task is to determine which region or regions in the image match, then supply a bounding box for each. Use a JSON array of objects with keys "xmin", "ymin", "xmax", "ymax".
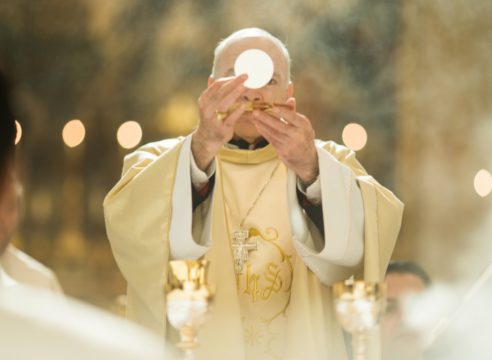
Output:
[
  {"xmin": 352, "ymin": 331, "xmax": 366, "ymax": 360},
  {"xmin": 183, "ymin": 348, "xmax": 194, "ymax": 360},
  {"xmin": 178, "ymin": 326, "xmax": 198, "ymax": 360}
]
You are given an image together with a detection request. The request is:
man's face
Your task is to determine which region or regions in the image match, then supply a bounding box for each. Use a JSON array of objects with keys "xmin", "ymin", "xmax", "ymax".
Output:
[
  {"xmin": 381, "ymin": 273, "xmax": 427, "ymax": 359},
  {"xmin": 0, "ymin": 176, "xmax": 20, "ymax": 255},
  {"xmin": 211, "ymin": 36, "xmax": 293, "ymax": 142}
]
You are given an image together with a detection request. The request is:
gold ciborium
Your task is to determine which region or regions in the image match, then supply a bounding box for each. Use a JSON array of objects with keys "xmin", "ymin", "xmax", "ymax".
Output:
[
  {"xmin": 333, "ymin": 279, "xmax": 386, "ymax": 360},
  {"xmin": 165, "ymin": 260, "xmax": 214, "ymax": 359}
]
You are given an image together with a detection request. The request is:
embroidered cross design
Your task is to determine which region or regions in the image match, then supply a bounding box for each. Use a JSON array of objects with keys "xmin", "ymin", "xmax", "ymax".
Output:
[{"xmin": 232, "ymin": 229, "xmax": 258, "ymax": 274}]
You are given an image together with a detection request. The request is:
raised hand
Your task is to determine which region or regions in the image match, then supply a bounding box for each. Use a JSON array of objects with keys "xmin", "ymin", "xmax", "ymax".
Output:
[
  {"xmin": 192, "ymin": 75, "xmax": 248, "ymax": 171},
  {"xmin": 252, "ymin": 97, "xmax": 319, "ymax": 185}
]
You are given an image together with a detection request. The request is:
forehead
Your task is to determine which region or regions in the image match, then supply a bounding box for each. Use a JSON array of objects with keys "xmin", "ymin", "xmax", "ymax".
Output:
[{"xmin": 215, "ymin": 36, "xmax": 288, "ymax": 76}]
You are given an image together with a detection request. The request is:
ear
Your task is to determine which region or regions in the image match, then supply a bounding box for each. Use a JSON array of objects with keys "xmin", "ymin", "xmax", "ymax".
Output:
[
  {"xmin": 287, "ymin": 81, "xmax": 294, "ymax": 97},
  {"xmin": 208, "ymin": 75, "xmax": 215, "ymax": 87}
]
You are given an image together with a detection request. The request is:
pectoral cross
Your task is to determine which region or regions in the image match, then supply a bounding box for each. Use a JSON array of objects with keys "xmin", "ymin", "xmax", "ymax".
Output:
[{"xmin": 232, "ymin": 229, "xmax": 258, "ymax": 275}]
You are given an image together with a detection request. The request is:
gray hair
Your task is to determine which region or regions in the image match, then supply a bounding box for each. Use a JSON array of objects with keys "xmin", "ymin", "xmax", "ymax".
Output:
[{"xmin": 211, "ymin": 28, "xmax": 291, "ymax": 81}]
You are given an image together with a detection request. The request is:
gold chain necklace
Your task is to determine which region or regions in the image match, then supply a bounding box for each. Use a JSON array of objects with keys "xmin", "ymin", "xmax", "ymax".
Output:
[{"xmin": 217, "ymin": 158, "xmax": 281, "ymax": 275}]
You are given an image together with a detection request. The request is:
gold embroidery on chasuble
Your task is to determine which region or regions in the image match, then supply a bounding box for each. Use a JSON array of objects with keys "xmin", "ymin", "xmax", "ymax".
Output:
[{"xmin": 218, "ymin": 146, "xmax": 296, "ymax": 359}]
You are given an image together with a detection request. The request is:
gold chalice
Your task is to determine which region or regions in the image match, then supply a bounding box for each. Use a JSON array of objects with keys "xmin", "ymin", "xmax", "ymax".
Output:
[
  {"xmin": 333, "ymin": 279, "xmax": 386, "ymax": 360},
  {"xmin": 165, "ymin": 260, "xmax": 214, "ymax": 359},
  {"xmin": 215, "ymin": 101, "xmax": 294, "ymax": 121}
]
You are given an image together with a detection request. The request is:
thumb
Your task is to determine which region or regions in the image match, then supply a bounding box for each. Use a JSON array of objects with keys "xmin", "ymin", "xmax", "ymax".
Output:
[
  {"xmin": 222, "ymin": 103, "xmax": 245, "ymax": 129},
  {"xmin": 287, "ymin": 97, "xmax": 296, "ymax": 112}
]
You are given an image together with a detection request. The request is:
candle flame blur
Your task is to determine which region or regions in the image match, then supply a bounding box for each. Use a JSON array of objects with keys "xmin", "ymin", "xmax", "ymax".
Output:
[
  {"xmin": 342, "ymin": 123, "xmax": 367, "ymax": 151},
  {"xmin": 62, "ymin": 120, "xmax": 86, "ymax": 148},
  {"xmin": 15, "ymin": 120, "xmax": 22, "ymax": 145},
  {"xmin": 117, "ymin": 121, "xmax": 142, "ymax": 149},
  {"xmin": 474, "ymin": 169, "xmax": 492, "ymax": 197}
]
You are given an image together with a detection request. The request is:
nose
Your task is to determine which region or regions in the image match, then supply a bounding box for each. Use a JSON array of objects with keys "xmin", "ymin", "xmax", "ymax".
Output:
[{"xmin": 241, "ymin": 89, "xmax": 263, "ymax": 103}]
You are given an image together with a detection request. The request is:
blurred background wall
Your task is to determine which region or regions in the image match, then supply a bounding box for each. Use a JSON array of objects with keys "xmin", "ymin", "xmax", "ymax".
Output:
[{"xmin": 0, "ymin": 0, "xmax": 490, "ymax": 311}]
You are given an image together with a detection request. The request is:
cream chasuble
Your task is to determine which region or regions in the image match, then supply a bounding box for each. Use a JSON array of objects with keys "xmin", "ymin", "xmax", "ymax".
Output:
[
  {"xmin": 215, "ymin": 149, "xmax": 296, "ymax": 359},
  {"xmin": 104, "ymin": 134, "xmax": 404, "ymax": 359}
]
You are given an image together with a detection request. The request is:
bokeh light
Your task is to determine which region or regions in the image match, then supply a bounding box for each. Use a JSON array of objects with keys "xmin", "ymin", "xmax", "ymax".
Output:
[
  {"xmin": 474, "ymin": 169, "xmax": 492, "ymax": 197},
  {"xmin": 62, "ymin": 119, "xmax": 86, "ymax": 148},
  {"xmin": 15, "ymin": 120, "xmax": 22, "ymax": 145},
  {"xmin": 342, "ymin": 123, "xmax": 368, "ymax": 151},
  {"xmin": 117, "ymin": 121, "xmax": 142, "ymax": 149}
]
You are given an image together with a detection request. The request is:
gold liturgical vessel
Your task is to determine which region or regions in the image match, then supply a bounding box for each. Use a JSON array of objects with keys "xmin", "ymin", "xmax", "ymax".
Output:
[
  {"xmin": 215, "ymin": 101, "xmax": 294, "ymax": 121},
  {"xmin": 333, "ymin": 279, "xmax": 386, "ymax": 360},
  {"xmin": 166, "ymin": 260, "xmax": 214, "ymax": 359}
]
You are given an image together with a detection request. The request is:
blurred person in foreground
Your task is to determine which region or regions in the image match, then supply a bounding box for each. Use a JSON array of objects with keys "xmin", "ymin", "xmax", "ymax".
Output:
[
  {"xmin": 0, "ymin": 68, "xmax": 19, "ymax": 288},
  {"xmin": 0, "ymin": 174, "xmax": 63, "ymax": 293},
  {"xmin": 104, "ymin": 27, "xmax": 404, "ymax": 359},
  {"xmin": 0, "ymin": 69, "xmax": 62, "ymax": 293},
  {"xmin": 381, "ymin": 260, "xmax": 431, "ymax": 360},
  {"xmin": 0, "ymin": 70, "xmax": 15, "ymax": 193},
  {"xmin": 0, "ymin": 69, "xmax": 168, "ymax": 359}
]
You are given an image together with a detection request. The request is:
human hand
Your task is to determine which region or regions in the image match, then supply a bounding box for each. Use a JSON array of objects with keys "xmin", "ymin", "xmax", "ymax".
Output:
[
  {"xmin": 192, "ymin": 75, "xmax": 248, "ymax": 171},
  {"xmin": 252, "ymin": 97, "xmax": 319, "ymax": 185}
]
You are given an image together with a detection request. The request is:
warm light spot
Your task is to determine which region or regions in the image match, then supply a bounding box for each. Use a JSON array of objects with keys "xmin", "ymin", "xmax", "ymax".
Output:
[
  {"xmin": 62, "ymin": 119, "xmax": 86, "ymax": 148},
  {"xmin": 15, "ymin": 120, "xmax": 22, "ymax": 145},
  {"xmin": 117, "ymin": 121, "xmax": 142, "ymax": 149},
  {"xmin": 474, "ymin": 169, "xmax": 492, "ymax": 197},
  {"xmin": 342, "ymin": 123, "xmax": 367, "ymax": 151}
]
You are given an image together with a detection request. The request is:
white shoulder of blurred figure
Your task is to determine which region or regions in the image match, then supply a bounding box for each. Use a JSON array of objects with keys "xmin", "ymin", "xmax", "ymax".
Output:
[
  {"xmin": 0, "ymin": 283, "xmax": 171, "ymax": 360},
  {"xmin": 1, "ymin": 244, "xmax": 63, "ymax": 294}
]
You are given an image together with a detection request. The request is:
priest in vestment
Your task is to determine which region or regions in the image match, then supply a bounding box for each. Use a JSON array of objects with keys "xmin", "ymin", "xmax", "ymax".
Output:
[{"xmin": 104, "ymin": 28, "xmax": 404, "ymax": 359}]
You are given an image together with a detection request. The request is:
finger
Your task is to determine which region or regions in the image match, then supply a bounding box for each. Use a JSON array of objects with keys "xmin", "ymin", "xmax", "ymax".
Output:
[
  {"xmin": 215, "ymin": 74, "xmax": 248, "ymax": 100},
  {"xmin": 253, "ymin": 110, "xmax": 293, "ymax": 137},
  {"xmin": 203, "ymin": 75, "xmax": 247, "ymax": 118},
  {"xmin": 216, "ymin": 81, "xmax": 247, "ymax": 112},
  {"xmin": 198, "ymin": 82, "xmax": 225, "ymax": 118},
  {"xmin": 270, "ymin": 107, "xmax": 304, "ymax": 128},
  {"xmin": 253, "ymin": 111, "xmax": 291, "ymax": 141},
  {"xmin": 201, "ymin": 77, "xmax": 231, "ymax": 101},
  {"xmin": 201, "ymin": 75, "xmax": 244, "ymax": 104},
  {"xmin": 208, "ymin": 76, "xmax": 234, "ymax": 88},
  {"xmin": 254, "ymin": 118, "xmax": 287, "ymax": 147},
  {"xmin": 221, "ymin": 103, "xmax": 246, "ymax": 129},
  {"xmin": 211, "ymin": 75, "xmax": 238, "ymax": 82}
]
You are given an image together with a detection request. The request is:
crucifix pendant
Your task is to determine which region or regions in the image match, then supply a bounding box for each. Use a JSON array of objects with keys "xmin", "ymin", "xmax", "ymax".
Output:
[{"xmin": 231, "ymin": 228, "xmax": 258, "ymax": 275}]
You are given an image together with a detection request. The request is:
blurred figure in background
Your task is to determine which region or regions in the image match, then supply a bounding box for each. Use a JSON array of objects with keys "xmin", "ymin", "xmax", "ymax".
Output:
[
  {"xmin": 381, "ymin": 260, "xmax": 431, "ymax": 360},
  {"xmin": 0, "ymin": 175, "xmax": 63, "ymax": 293}
]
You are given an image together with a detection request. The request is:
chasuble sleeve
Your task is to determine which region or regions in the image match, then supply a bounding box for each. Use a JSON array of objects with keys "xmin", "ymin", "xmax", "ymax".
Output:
[
  {"xmin": 168, "ymin": 135, "xmax": 213, "ymax": 259},
  {"xmin": 103, "ymin": 135, "xmax": 214, "ymax": 331},
  {"xmin": 321, "ymin": 142, "xmax": 404, "ymax": 282},
  {"xmin": 103, "ymin": 137, "xmax": 186, "ymax": 332},
  {"xmin": 288, "ymin": 140, "xmax": 403, "ymax": 285}
]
